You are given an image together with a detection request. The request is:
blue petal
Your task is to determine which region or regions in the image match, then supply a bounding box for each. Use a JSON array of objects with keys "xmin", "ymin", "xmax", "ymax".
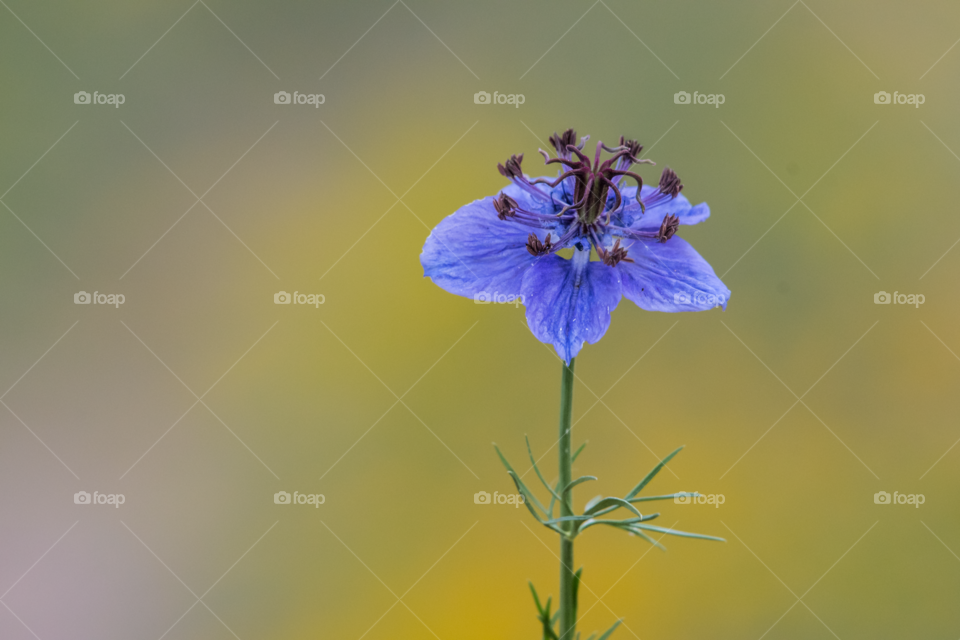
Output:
[
  {"xmin": 618, "ymin": 237, "xmax": 730, "ymax": 312},
  {"xmin": 521, "ymin": 251, "xmax": 622, "ymax": 363},
  {"xmin": 420, "ymin": 184, "xmax": 558, "ymax": 299},
  {"xmin": 615, "ymin": 185, "xmax": 710, "ymax": 231}
]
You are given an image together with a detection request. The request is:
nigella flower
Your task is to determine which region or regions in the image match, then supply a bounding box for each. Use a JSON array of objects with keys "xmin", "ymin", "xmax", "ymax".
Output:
[{"xmin": 420, "ymin": 129, "xmax": 731, "ymax": 363}]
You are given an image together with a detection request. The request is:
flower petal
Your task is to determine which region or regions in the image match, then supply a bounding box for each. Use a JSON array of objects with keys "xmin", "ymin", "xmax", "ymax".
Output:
[
  {"xmin": 521, "ymin": 251, "xmax": 622, "ymax": 363},
  {"xmin": 618, "ymin": 237, "xmax": 730, "ymax": 312},
  {"xmin": 420, "ymin": 184, "xmax": 558, "ymax": 299},
  {"xmin": 615, "ymin": 185, "xmax": 710, "ymax": 231}
]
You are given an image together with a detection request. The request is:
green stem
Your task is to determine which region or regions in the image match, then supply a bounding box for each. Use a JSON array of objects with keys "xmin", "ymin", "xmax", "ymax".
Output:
[{"xmin": 557, "ymin": 357, "xmax": 576, "ymax": 640}]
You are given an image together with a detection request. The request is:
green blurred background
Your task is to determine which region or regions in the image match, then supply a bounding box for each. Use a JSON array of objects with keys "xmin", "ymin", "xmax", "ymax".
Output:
[{"xmin": 1, "ymin": 0, "xmax": 959, "ymax": 638}]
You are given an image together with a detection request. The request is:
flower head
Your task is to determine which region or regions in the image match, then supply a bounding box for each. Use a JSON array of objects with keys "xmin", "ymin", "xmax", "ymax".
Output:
[{"xmin": 421, "ymin": 129, "xmax": 731, "ymax": 363}]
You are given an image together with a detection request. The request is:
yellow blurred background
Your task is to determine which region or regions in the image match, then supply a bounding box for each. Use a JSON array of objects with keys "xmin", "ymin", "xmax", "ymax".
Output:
[{"xmin": 1, "ymin": 1, "xmax": 959, "ymax": 638}]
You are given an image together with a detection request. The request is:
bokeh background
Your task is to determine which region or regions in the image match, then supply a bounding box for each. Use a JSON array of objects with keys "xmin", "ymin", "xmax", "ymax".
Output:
[{"xmin": 1, "ymin": 1, "xmax": 959, "ymax": 638}]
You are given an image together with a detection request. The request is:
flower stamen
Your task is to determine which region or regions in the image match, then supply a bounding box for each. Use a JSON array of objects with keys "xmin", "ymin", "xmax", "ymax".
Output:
[
  {"xmin": 493, "ymin": 193, "xmax": 518, "ymax": 220},
  {"xmin": 598, "ymin": 238, "xmax": 634, "ymax": 267},
  {"xmin": 657, "ymin": 214, "xmax": 680, "ymax": 243},
  {"xmin": 526, "ymin": 233, "xmax": 553, "ymax": 256}
]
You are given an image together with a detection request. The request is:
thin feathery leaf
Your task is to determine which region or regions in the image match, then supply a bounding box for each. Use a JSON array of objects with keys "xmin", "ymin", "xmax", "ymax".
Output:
[
  {"xmin": 598, "ymin": 620, "xmax": 622, "ymax": 640},
  {"xmin": 527, "ymin": 436, "xmax": 564, "ymax": 504},
  {"xmin": 561, "ymin": 476, "xmax": 597, "ymax": 495},
  {"xmin": 495, "ymin": 444, "xmax": 550, "ymax": 516},
  {"xmin": 625, "ymin": 446, "xmax": 683, "ymax": 499},
  {"xmin": 572, "ymin": 442, "xmax": 587, "ymax": 462},
  {"xmin": 584, "ymin": 497, "xmax": 643, "ymax": 519},
  {"xmin": 632, "ymin": 523, "xmax": 725, "ymax": 542}
]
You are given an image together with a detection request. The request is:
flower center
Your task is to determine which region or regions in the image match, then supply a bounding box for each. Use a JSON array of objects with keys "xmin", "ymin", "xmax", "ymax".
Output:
[{"xmin": 494, "ymin": 129, "xmax": 687, "ymax": 266}]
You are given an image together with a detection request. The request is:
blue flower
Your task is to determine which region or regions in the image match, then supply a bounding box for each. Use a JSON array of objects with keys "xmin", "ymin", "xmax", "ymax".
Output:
[{"xmin": 421, "ymin": 129, "xmax": 731, "ymax": 363}]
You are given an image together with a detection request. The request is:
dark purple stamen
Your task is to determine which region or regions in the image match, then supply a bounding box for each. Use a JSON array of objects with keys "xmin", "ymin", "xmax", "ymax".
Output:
[
  {"xmin": 658, "ymin": 167, "xmax": 683, "ymax": 198},
  {"xmin": 526, "ymin": 233, "xmax": 553, "ymax": 256},
  {"xmin": 493, "ymin": 193, "xmax": 518, "ymax": 220},
  {"xmin": 657, "ymin": 214, "xmax": 680, "ymax": 243},
  {"xmin": 598, "ymin": 238, "xmax": 635, "ymax": 267}
]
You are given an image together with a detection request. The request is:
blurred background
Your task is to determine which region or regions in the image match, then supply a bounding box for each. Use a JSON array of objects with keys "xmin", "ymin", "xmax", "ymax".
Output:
[{"xmin": 1, "ymin": 0, "xmax": 959, "ymax": 638}]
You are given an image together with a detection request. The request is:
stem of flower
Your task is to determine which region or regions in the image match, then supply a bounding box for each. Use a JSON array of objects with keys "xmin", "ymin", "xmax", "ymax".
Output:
[{"xmin": 557, "ymin": 357, "xmax": 576, "ymax": 640}]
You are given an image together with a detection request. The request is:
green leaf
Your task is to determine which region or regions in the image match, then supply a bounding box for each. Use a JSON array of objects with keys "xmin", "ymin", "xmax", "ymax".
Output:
[
  {"xmin": 572, "ymin": 442, "xmax": 587, "ymax": 462},
  {"xmin": 526, "ymin": 436, "xmax": 564, "ymax": 506},
  {"xmin": 627, "ymin": 492, "xmax": 699, "ymax": 504},
  {"xmin": 529, "ymin": 582, "xmax": 545, "ymax": 616},
  {"xmin": 542, "ymin": 515, "xmax": 595, "ymax": 526},
  {"xmin": 584, "ymin": 497, "xmax": 643, "ymax": 519},
  {"xmin": 530, "ymin": 582, "xmax": 558, "ymax": 640},
  {"xmin": 631, "ymin": 523, "xmax": 725, "ymax": 542},
  {"xmin": 584, "ymin": 494, "xmax": 604, "ymax": 512},
  {"xmin": 504, "ymin": 471, "xmax": 565, "ymax": 534},
  {"xmin": 494, "ymin": 445, "xmax": 550, "ymax": 517},
  {"xmin": 561, "ymin": 476, "xmax": 597, "ymax": 495},
  {"xmin": 598, "ymin": 620, "xmax": 622, "ymax": 640},
  {"xmin": 625, "ymin": 527, "xmax": 667, "ymax": 550},
  {"xmin": 625, "ymin": 446, "xmax": 683, "ymax": 500},
  {"xmin": 577, "ymin": 513, "xmax": 660, "ymax": 533}
]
